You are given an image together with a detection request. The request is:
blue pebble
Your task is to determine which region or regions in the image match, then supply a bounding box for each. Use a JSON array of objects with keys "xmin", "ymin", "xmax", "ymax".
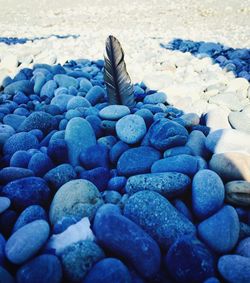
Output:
[
  {"xmin": 40, "ymin": 80, "xmax": 57, "ymax": 99},
  {"xmin": 98, "ymin": 135, "xmax": 117, "ymax": 149},
  {"xmin": 67, "ymin": 96, "xmax": 91, "ymax": 110},
  {"xmin": 12, "ymin": 205, "xmax": 47, "ymax": 233},
  {"xmin": 148, "ymin": 118, "xmax": 189, "ymax": 151},
  {"xmin": 59, "ymin": 118, "xmax": 68, "ymax": 130},
  {"xmin": 151, "ymin": 154, "xmax": 203, "ymax": 176},
  {"xmin": 80, "ymin": 144, "xmax": 109, "ymax": 169},
  {"xmin": 165, "ymin": 235, "xmax": 215, "ymax": 283},
  {"xmin": 44, "ymin": 163, "xmax": 76, "ymax": 191},
  {"xmin": 33, "ymin": 73, "xmax": 46, "ymax": 94},
  {"xmin": 79, "ymin": 78, "xmax": 93, "ymax": 92},
  {"xmin": 47, "ymin": 139, "xmax": 68, "ymax": 164},
  {"xmin": 44, "ymin": 104, "xmax": 62, "ymax": 115},
  {"xmin": 80, "ymin": 167, "xmax": 110, "ymax": 192},
  {"xmin": 0, "ymin": 266, "xmax": 15, "ymax": 283},
  {"xmin": 203, "ymin": 278, "xmax": 221, "ymax": 283},
  {"xmin": 198, "ymin": 42, "xmax": 222, "ymax": 55},
  {"xmin": 16, "ymin": 254, "xmax": 62, "ymax": 283},
  {"xmin": 93, "ymin": 204, "xmax": 161, "ymax": 279},
  {"xmin": 39, "ymin": 130, "xmax": 57, "ymax": 147},
  {"xmin": 29, "ymin": 129, "xmax": 44, "ymax": 141},
  {"xmin": 0, "ymin": 233, "xmax": 5, "ymax": 264},
  {"xmin": 53, "ymin": 216, "xmax": 78, "ymax": 234},
  {"xmin": 84, "ymin": 258, "xmax": 132, "ymax": 283},
  {"xmin": 108, "ymin": 176, "xmax": 127, "ymax": 193},
  {"xmin": 13, "ymin": 107, "xmax": 30, "ymax": 116},
  {"xmin": 117, "ymin": 146, "xmax": 161, "ymax": 176},
  {"xmin": 163, "ymin": 146, "xmax": 193, "ymax": 157},
  {"xmin": 3, "ymin": 114, "xmax": 26, "ymax": 130},
  {"xmin": 4, "ymin": 80, "xmax": 33, "ymax": 95},
  {"xmin": 85, "ymin": 86, "xmax": 105, "ymax": 105},
  {"xmin": 1, "ymin": 177, "xmax": 51, "ymax": 210},
  {"xmin": 109, "ymin": 141, "xmax": 130, "ymax": 164},
  {"xmin": 3, "ymin": 132, "xmax": 39, "ymax": 156},
  {"xmin": 218, "ymin": 255, "xmax": 250, "ymax": 283},
  {"xmin": 0, "ymin": 210, "xmax": 18, "ymax": 238},
  {"xmin": 86, "ymin": 115, "xmax": 103, "ymax": 138},
  {"xmin": 0, "ymin": 197, "xmax": 11, "ymax": 214},
  {"xmin": 198, "ymin": 205, "xmax": 240, "ymax": 253},
  {"xmin": 135, "ymin": 109, "xmax": 154, "ymax": 128},
  {"xmin": 0, "ymin": 167, "xmax": 34, "ymax": 184},
  {"xmin": 13, "ymin": 91, "xmax": 29, "ymax": 104},
  {"xmin": 28, "ymin": 152, "xmax": 54, "ymax": 177},
  {"xmin": 173, "ymin": 199, "xmax": 194, "ymax": 222},
  {"xmin": 124, "ymin": 191, "xmax": 196, "ymax": 249},
  {"xmin": 54, "ymin": 74, "xmax": 78, "ymax": 88},
  {"xmin": 51, "ymin": 94, "xmax": 74, "ymax": 112},
  {"xmin": 192, "ymin": 169, "xmax": 225, "ymax": 220}
]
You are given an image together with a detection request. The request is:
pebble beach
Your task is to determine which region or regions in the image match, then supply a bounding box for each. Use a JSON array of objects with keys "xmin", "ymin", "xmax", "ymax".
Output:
[{"xmin": 0, "ymin": 0, "xmax": 250, "ymax": 282}]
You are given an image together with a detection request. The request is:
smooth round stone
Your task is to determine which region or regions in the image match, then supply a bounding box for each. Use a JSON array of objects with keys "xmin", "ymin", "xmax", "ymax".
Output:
[
  {"xmin": 3, "ymin": 132, "xmax": 39, "ymax": 156},
  {"xmin": 0, "ymin": 197, "xmax": 11, "ymax": 213},
  {"xmin": 125, "ymin": 172, "xmax": 190, "ymax": 198},
  {"xmin": 109, "ymin": 141, "xmax": 130, "ymax": 164},
  {"xmin": 117, "ymin": 146, "xmax": 161, "ymax": 176},
  {"xmin": 4, "ymin": 80, "xmax": 33, "ymax": 95},
  {"xmin": 192, "ymin": 169, "xmax": 225, "ymax": 220},
  {"xmin": 143, "ymin": 92, "xmax": 167, "ymax": 104},
  {"xmin": 16, "ymin": 254, "xmax": 62, "ymax": 283},
  {"xmin": 10, "ymin": 150, "xmax": 31, "ymax": 168},
  {"xmin": 84, "ymin": 258, "xmax": 132, "ymax": 283},
  {"xmin": 225, "ymin": 181, "xmax": 250, "ymax": 206},
  {"xmin": 209, "ymin": 152, "xmax": 250, "ymax": 181},
  {"xmin": 44, "ymin": 164, "xmax": 76, "ymax": 191},
  {"xmin": 198, "ymin": 205, "xmax": 240, "ymax": 253},
  {"xmin": 85, "ymin": 85, "xmax": 106, "ymax": 105},
  {"xmin": 218, "ymin": 255, "xmax": 250, "ymax": 283},
  {"xmin": 1, "ymin": 177, "xmax": 51, "ymax": 211},
  {"xmin": 103, "ymin": 191, "xmax": 121, "ymax": 204},
  {"xmin": 116, "ymin": 114, "xmax": 146, "ymax": 144},
  {"xmin": 0, "ymin": 266, "xmax": 15, "ymax": 283},
  {"xmin": 0, "ymin": 124, "xmax": 15, "ymax": 147},
  {"xmin": 0, "ymin": 167, "xmax": 34, "ymax": 184},
  {"xmin": 54, "ymin": 74, "xmax": 78, "ymax": 88},
  {"xmin": 28, "ymin": 152, "xmax": 54, "ymax": 177},
  {"xmin": 65, "ymin": 117, "xmax": 96, "ymax": 166},
  {"xmin": 3, "ymin": 114, "xmax": 26, "ymax": 130},
  {"xmin": 47, "ymin": 139, "xmax": 68, "ymax": 164},
  {"xmin": 93, "ymin": 204, "xmax": 161, "ymax": 279},
  {"xmin": 205, "ymin": 108, "xmax": 231, "ymax": 132},
  {"xmin": 67, "ymin": 96, "xmax": 91, "ymax": 110},
  {"xmin": 12, "ymin": 205, "xmax": 47, "ymax": 233},
  {"xmin": 163, "ymin": 146, "xmax": 193, "ymax": 157},
  {"xmin": 79, "ymin": 144, "xmax": 109, "ymax": 169},
  {"xmin": 166, "ymin": 236, "xmax": 215, "ymax": 283},
  {"xmin": 79, "ymin": 78, "xmax": 93, "ymax": 92},
  {"xmin": 148, "ymin": 118, "xmax": 189, "ymax": 151},
  {"xmin": 5, "ymin": 220, "xmax": 50, "ymax": 264},
  {"xmin": 49, "ymin": 179, "xmax": 103, "ymax": 225},
  {"xmin": 151, "ymin": 154, "xmax": 203, "ymax": 176},
  {"xmin": 99, "ymin": 105, "xmax": 130, "ymax": 120},
  {"xmin": 236, "ymin": 237, "xmax": 250, "ymax": 257},
  {"xmin": 229, "ymin": 111, "xmax": 250, "ymax": 134},
  {"xmin": 18, "ymin": 111, "xmax": 55, "ymax": 134},
  {"xmin": 186, "ymin": 130, "xmax": 209, "ymax": 159},
  {"xmin": 86, "ymin": 115, "xmax": 103, "ymax": 138},
  {"xmin": 205, "ymin": 129, "xmax": 250, "ymax": 154},
  {"xmin": 108, "ymin": 176, "xmax": 127, "ymax": 193},
  {"xmin": 51, "ymin": 94, "xmax": 74, "ymax": 112},
  {"xmin": 135, "ymin": 108, "xmax": 154, "ymax": 128},
  {"xmin": 39, "ymin": 79, "xmax": 57, "ymax": 98},
  {"xmin": 124, "ymin": 191, "xmax": 196, "ymax": 249},
  {"xmin": 61, "ymin": 240, "xmax": 104, "ymax": 283}
]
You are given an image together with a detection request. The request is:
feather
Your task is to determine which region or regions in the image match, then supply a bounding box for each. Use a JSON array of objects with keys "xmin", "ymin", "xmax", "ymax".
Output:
[{"xmin": 104, "ymin": 35, "xmax": 135, "ymax": 108}]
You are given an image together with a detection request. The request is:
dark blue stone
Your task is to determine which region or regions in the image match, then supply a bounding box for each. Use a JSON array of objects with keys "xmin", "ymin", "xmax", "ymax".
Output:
[
  {"xmin": 108, "ymin": 176, "xmax": 127, "ymax": 193},
  {"xmin": 117, "ymin": 146, "xmax": 161, "ymax": 176},
  {"xmin": 40, "ymin": 80, "xmax": 57, "ymax": 99},
  {"xmin": 13, "ymin": 91, "xmax": 29, "ymax": 104},
  {"xmin": 109, "ymin": 141, "xmax": 130, "ymax": 165},
  {"xmin": 16, "ymin": 254, "xmax": 62, "ymax": 283},
  {"xmin": 80, "ymin": 144, "xmax": 109, "ymax": 169},
  {"xmin": 4, "ymin": 80, "xmax": 33, "ymax": 95},
  {"xmin": 0, "ymin": 209, "xmax": 18, "ymax": 238},
  {"xmin": 1, "ymin": 177, "xmax": 51, "ymax": 210},
  {"xmin": 10, "ymin": 150, "xmax": 32, "ymax": 168},
  {"xmin": 80, "ymin": 167, "xmax": 110, "ymax": 192},
  {"xmin": 12, "ymin": 205, "xmax": 47, "ymax": 233},
  {"xmin": 47, "ymin": 139, "xmax": 68, "ymax": 164},
  {"xmin": 0, "ymin": 233, "xmax": 5, "ymax": 265},
  {"xmin": 166, "ymin": 235, "xmax": 215, "ymax": 283},
  {"xmin": 93, "ymin": 204, "xmax": 161, "ymax": 279},
  {"xmin": 86, "ymin": 115, "xmax": 103, "ymax": 138},
  {"xmin": 84, "ymin": 258, "xmax": 132, "ymax": 283},
  {"xmin": 28, "ymin": 152, "xmax": 54, "ymax": 177},
  {"xmin": 0, "ymin": 167, "xmax": 34, "ymax": 184}
]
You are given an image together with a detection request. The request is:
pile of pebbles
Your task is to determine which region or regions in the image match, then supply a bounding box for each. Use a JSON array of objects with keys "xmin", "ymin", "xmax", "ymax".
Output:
[{"xmin": 0, "ymin": 55, "xmax": 250, "ymax": 283}]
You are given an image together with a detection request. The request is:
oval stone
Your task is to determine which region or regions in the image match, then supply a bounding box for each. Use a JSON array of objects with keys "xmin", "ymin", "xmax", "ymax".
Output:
[
  {"xmin": 49, "ymin": 179, "xmax": 103, "ymax": 225},
  {"xmin": 93, "ymin": 204, "xmax": 161, "ymax": 279},
  {"xmin": 209, "ymin": 152, "xmax": 250, "ymax": 181},
  {"xmin": 198, "ymin": 205, "xmax": 240, "ymax": 253},
  {"xmin": 99, "ymin": 105, "xmax": 130, "ymax": 120},
  {"xmin": 125, "ymin": 172, "xmax": 191, "ymax": 198},
  {"xmin": 116, "ymin": 114, "xmax": 147, "ymax": 144},
  {"xmin": 218, "ymin": 255, "xmax": 250, "ymax": 283},
  {"xmin": 236, "ymin": 237, "xmax": 250, "ymax": 258},
  {"xmin": 225, "ymin": 180, "xmax": 250, "ymax": 206},
  {"xmin": 5, "ymin": 220, "xmax": 50, "ymax": 264},
  {"xmin": 65, "ymin": 117, "xmax": 96, "ymax": 166},
  {"xmin": 166, "ymin": 236, "xmax": 215, "ymax": 283},
  {"xmin": 117, "ymin": 146, "xmax": 161, "ymax": 176},
  {"xmin": 1, "ymin": 177, "xmax": 51, "ymax": 210},
  {"xmin": 16, "ymin": 254, "xmax": 62, "ymax": 283},
  {"xmin": 192, "ymin": 169, "xmax": 225, "ymax": 220},
  {"xmin": 124, "ymin": 191, "xmax": 196, "ymax": 249}
]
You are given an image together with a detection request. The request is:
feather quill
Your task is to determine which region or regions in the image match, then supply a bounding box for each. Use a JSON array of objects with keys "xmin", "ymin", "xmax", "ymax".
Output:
[{"xmin": 104, "ymin": 35, "xmax": 135, "ymax": 108}]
